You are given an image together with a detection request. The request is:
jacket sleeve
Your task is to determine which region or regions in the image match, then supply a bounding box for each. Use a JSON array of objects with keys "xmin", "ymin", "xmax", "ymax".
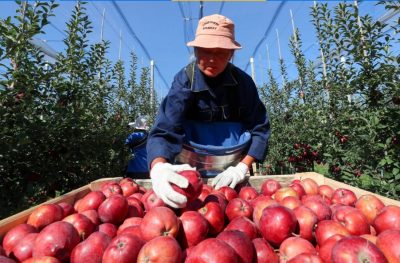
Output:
[
  {"xmin": 146, "ymin": 69, "xmax": 193, "ymax": 167},
  {"xmin": 239, "ymin": 72, "xmax": 271, "ymax": 162}
]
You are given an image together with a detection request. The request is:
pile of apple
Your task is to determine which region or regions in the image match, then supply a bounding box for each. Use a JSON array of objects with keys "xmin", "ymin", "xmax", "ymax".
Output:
[{"xmin": 1, "ymin": 171, "xmax": 400, "ymax": 263}]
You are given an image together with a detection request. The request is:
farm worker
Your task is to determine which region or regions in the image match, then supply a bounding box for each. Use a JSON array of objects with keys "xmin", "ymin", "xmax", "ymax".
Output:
[{"xmin": 146, "ymin": 14, "xmax": 270, "ymax": 208}]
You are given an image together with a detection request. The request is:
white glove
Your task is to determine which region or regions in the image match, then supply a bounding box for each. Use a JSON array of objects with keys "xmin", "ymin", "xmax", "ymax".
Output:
[
  {"xmin": 150, "ymin": 162, "xmax": 195, "ymax": 208},
  {"xmin": 212, "ymin": 162, "xmax": 248, "ymax": 190}
]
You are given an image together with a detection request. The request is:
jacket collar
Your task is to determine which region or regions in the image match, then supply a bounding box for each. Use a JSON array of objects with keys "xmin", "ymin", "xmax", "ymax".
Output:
[{"xmin": 189, "ymin": 63, "xmax": 238, "ymax": 93}]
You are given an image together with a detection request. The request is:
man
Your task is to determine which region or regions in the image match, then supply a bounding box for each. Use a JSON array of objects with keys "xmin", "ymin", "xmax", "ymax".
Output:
[{"xmin": 146, "ymin": 14, "xmax": 270, "ymax": 208}]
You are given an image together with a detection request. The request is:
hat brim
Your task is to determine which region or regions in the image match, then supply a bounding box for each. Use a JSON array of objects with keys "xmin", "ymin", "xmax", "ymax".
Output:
[{"xmin": 187, "ymin": 35, "xmax": 241, "ymax": 50}]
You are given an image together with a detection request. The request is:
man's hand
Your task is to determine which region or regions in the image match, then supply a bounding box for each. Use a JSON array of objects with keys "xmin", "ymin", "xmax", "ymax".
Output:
[
  {"xmin": 150, "ymin": 162, "xmax": 195, "ymax": 208},
  {"xmin": 212, "ymin": 162, "xmax": 248, "ymax": 190}
]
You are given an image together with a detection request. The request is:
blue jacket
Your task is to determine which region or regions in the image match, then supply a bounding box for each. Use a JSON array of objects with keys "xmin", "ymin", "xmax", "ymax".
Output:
[{"xmin": 146, "ymin": 63, "xmax": 270, "ymax": 167}]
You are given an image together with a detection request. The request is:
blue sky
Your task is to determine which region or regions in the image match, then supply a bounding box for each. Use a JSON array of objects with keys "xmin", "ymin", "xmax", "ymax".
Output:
[{"xmin": 0, "ymin": 1, "xmax": 397, "ymax": 99}]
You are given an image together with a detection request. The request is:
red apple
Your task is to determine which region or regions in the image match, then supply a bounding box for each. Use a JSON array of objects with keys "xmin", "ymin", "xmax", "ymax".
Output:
[
  {"xmin": 22, "ymin": 256, "xmax": 60, "ymax": 263},
  {"xmin": 118, "ymin": 226, "xmax": 143, "ymax": 240},
  {"xmin": 63, "ymin": 213, "xmax": 96, "ymax": 240},
  {"xmin": 217, "ymin": 230, "xmax": 254, "ymax": 263},
  {"xmin": 225, "ymin": 198, "xmax": 253, "ymax": 221},
  {"xmin": 238, "ymin": 186, "xmax": 259, "ymax": 201},
  {"xmin": 118, "ymin": 217, "xmax": 143, "ymax": 235},
  {"xmin": 293, "ymin": 205, "xmax": 318, "ymax": 242},
  {"xmin": 280, "ymin": 196, "xmax": 302, "ymax": 210},
  {"xmin": 252, "ymin": 196, "xmax": 278, "ymax": 227},
  {"xmin": 27, "ymin": 204, "xmax": 64, "ymax": 229},
  {"xmin": 331, "ymin": 188, "xmax": 357, "ymax": 206},
  {"xmin": 224, "ymin": 216, "xmax": 258, "ymax": 240},
  {"xmin": 100, "ymin": 182, "xmax": 123, "ymax": 198},
  {"xmin": 252, "ymin": 238, "xmax": 279, "ymax": 263},
  {"xmin": 32, "ymin": 221, "xmax": 80, "ymax": 261},
  {"xmin": 355, "ymin": 194, "xmax": 385, "ymax": 224},
  {"xmin": 126, "ymin": 198, "xmax": 144, "ymax": 218},
  {"xmin": 141, "ymin": 189, "xmax": 165, "ymax": 211},
  {"xmin": 331, "ymin": 236, "xmax": 388, "ymax": 263},
  {"xmin": 259, "ymin": 205, "xmax": 297, "ymax": 247},
  {"xmin": 314, "ymin": 220, "xmax": 350, "ymax": 246},
  {"xmin": 376, "ymin": 229, "xmax": 400, "ymax": 263},
  {"xmin": 120, "ymin": 181, "xmax": 139, "ymax": 197},
  {"xmin": 75, "ymin": 191, "xmax": 106, "ymax": 213},
  {"xmin": 98, "ymin": 195, "xmax": 128, "ymax": 225},
  {"xmin": 2, "ymin": 224, "xmax": 37, "ymax": 256},
  {"xmin": 0, "ymin": 256, "xmax": 17, "ymax": 263},
  {"xmin": 137, "ymin": 236, "xmax": 182, "ymax": 263},
  {"xmin": 80, "ymin": 209, "xmax": 101, "ymax": 225},
  {"xmin": 171, "ymin": 170, "xmax": 203, "ymax": 202},
  {"xmin": 302, "ymin": 197, "xmax": 331, "ymax": 221},
  {"xmin": 185, "ymin": 238, "xmax": 238, "ymax": 263},
  {"xmin": 373, "ymin": 205, "xmax": 400, "ymax": 234},
  {"xmin": 273, "ymin": 187, "xmax": 299, "ymax": 203},
  {"xmin": 287, "ymin": 253, "xmax": 323, "ymax": 263},
  {"xmin": 300, "ymin": 178, "xmax": 319, "ymax": 195},
  {"xmin": 178, "ymin": 211, "xmax": 209, "ymax": 248},
  {"xmin": 198, "ymin": 201, "xmax": 225, "ymax": 235},
  {"xmin": 97, "ymin": 223, "xmax": 117, "ymax": 238},
  {"xmin": 70, "ymin": 231, "xmax": 111, "ymax": 263},
  {"xmin": 289, "ymin": 182, "xmax": 306, "ymax": 198},
  {"xmin": 119, "ymin": 177, "xmax": 134, "ymax": 185},
  {"xmin": 11, "ymin": 233, "xmax": 38, "ymax": 262},
  {"xmin": 317, "ymin": 234, "xmax": 345, "ymax": 263},
  {"xmin": 57, "ymin": 202, "xmax": 74, "ymax": 218},
  {"xmin": 260, "ymin": 179, "xmax": 281, "ymax": 196},
  {"xmin": 204, "ymin": 192, "xmax": 228, "ymax": 212},
  {"xmin": 218, "ymin": 186, "xmax": 238, "ymax": 201},
  {"xmin": 198, "ymin": 184, "xmax": 213, "ymax": 201},
  {"xmin": 318, "ymin": 185, "xmax": 334, "ymax": 199},
  {"xmin": 139, "ymin": 206, "xmax": 180, "ymax": 241},
  {"xmin": 279, "ymin": 237, "xmax": 317, "ymax": 262},
  {"xmin": 102, "ymin": 233, "xmax": 144, "ymax": 263},
  {"xmin": 331, "ymin": 205, "xmax": 370, "ymax": 235},
  {"xmin": 129, "ymin": 192, "xmax": 143, "ymax": 200}
]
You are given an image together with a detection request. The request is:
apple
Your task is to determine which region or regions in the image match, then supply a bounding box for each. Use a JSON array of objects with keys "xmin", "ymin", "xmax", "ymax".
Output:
[
  {"xmin": 57, "ymin": 202, "xmax": 74, "ymax": 218},
  {"xmin": 80, "ymin": 209, "xmax": 101, "ymax": 225},
  {"xmin": 0, "ymin": 256, "xmax": 17, "ymax": 263},
  {"xmin": 75, "ymin": 191, "xmax": 106, "ymax": 213},
  {"xmin": 171, "ymin": 170, "xmax": 203, "ymax": 202},
  {"xmin": 63, "ymin": 213, "xmax": 96, "ymax": 240},
  {"xmin": 314, "ymin": 220, "xmax": 350, "ymax": 246},
  {"xmin": 141, "ymin": 189, "xmax": 165, "ymax": 211},
  {"xmin": 331, "ymin": 205, "xmax": 370, "ymax": 235},
  {"xmin": 98, "ymin": 195, "xmax": 128, "ymax": 225},
  {"xmin": 198, "ymin": 184, "xmax": 213, "ymax": 201},
  {"xmin": 252, "ymin": 196, "xmax": 278, "ymax": 227},
  {"xmin": 118, "ymin": 217, "xmax": 143, "ymax": 235},
  {"xmin": 217, "ymin": 230, "xmax": 254, "ymax": 263},
  {"xmin": 225, "ymin": 198, "xmax": 253, "ymax": 221},
  {"xmin": 293, "ymin": 205, "xmax": 318, "ymax": 242},
  {"xmin": 238, "ymin": 186, "xmax": 259, "ymax": 201},
  {"xmin": 2, "ymin": 224, "xmax": 37, "ymax": 256},
  {"xmin": 287, "ymin": 253, "xmax": 323, "ymax": 263},
  {"xmin": 259, "ymin": 205, "xmax": 297, "ymax": 247},
  {"xmin": 185, "ymin": 238, "xmax": 238, "ymax": 263},
  {"xmin": 180, "ymin": 198, "xmax": 203, "ymax": 213},
  {"xmin": 102, "ymin": 233, "xmax": 144, "ymax": 263},
  {"xmin": 32, "ymin": 221, "xmax": 80, "ymax": 262},
  {"xmin": 137, "ymin": 236, "xmax": 182, "ymax": 263},
  {"xmin": 217, "ymin": 186, "xmax": 238, "ymax": 201},
  {"xmin": 178, "ymin": 211, "xmax": 209, "ymax": 248},
  {"xmin": 27, "ymin": 204, "xmax": 64, "ymax": 229},
  {"xmin": 280, "ymin": 196, "xmax": 302, "ymax": 210},
  {"xmin": 118, "ymin": 226, "xmax": 143, "ymax": 240},
  {"xmin": 224, "ymin": 216, "xmax": 258, "ymax": 240},
  {"xmin": 100, "ymin": 182, "xmax": 123, "ymax": 198},
  {"xmin": 302, "ymin": 197, "xmax": 331, "ymax": 221},
  {"xmin": 126, "ymin": 197, "xmax": 144, "ymax": 218},
  {"xmin": 252, "ymin": 238, "xmax": 279, "ymax": 263},
  {"xmin": 376, "ymin": 229, "xmax": 400, "ymax": 263},
  {"xmin": 331, "ymin": 236, "xmax": 388, "ymax": 263},
  {"xmin": 204, "ymin": 192, "xmax": 228, "ymax": 212},
  {"xmin": 318, "ymin": 185, "xmax": 334, "ymax": 200},
  {"xmin": 331, "ymin": 188, "xmax": 357, "ymax": 206},
  {"xmin": 21, "ymin": 256, "xmax": 61, "ymax": 263},
  {"xmin": 355, "ymin": 194, "xmax": 385, "ymax": 224},
  {"xmin": 139, "ymin": 206, "xmax": 180, "ymax": 241},
  {"xmin": 317, "ymin": 234, "xmax": 344, "ymax": 263},
  {"xmin": 11, "ymin": 233, "xmax": 38, "ymax": 262},
  {"xmin": 0, "ymin": 245, "xmax": 5, "ymax": 256},
  {"xmin": 120, "ymin": 181, "xmax": 139, "ymax": 197},
  {"xmin": 289, "ymin": 182, "xmax": 306, "ymax": 198},
  {"xmin": 279, "ymin": 237, "xmax": 317, "ymax": 262},
  {"xmin": 273, "ymin": 187, "xmax": 299, "ymax": 203},
  {"xmin": 300, "ymin": 178, "xmax": 319, "ymax": 195},
  {"xmin": 373, "ymin": 205, "xmax": 400, "ymax": 234},
  {"xmin": 198, "ymin": 201, "xmax": 225, "ymax": 235},
  {"xmin": 97, "ymin": 223, "xmax": 117, "ymax": 238},
  {"xmin": 260, "ymin": 179, "xmax": 281, "ymax": 196},
  {"xmin": 129, "ymin": 192, "xmax": 143, "ymax": 200},
  {"xmin": 70, "ymin": 231, "xmax": 111, "ymax": 263},
  {"xmin": 119, "ymin": 177, "xmax": 134, "ymax": 184}
]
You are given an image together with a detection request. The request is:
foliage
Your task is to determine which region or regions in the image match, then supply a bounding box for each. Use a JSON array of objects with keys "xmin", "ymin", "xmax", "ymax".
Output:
[
  {"xmin": 0, "ymin": 1, "xmax": 156, "ymax": 218},
  {"xmin": 261, "ymin": 1, "xmax": 400, "ymax": 199}
]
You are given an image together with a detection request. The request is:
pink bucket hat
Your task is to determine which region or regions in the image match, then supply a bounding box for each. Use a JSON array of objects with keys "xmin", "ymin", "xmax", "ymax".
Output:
[{"xmin": 187, "ymin": 14, "xmax": 242, "ymax": 50}]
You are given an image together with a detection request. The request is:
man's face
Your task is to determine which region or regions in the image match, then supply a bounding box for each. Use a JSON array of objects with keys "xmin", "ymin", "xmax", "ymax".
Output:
[{"xmin": 195, "ymin": 47, "xmax": 234, "ymax": 77}]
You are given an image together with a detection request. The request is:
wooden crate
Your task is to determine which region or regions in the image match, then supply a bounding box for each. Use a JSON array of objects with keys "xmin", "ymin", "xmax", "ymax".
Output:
[{"xmin": 1, "ymin": 172, "xmax": 399, "ymax": 240}]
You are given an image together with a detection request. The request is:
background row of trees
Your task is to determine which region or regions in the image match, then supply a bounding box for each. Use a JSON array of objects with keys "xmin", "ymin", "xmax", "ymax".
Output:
[{"xmin": 0, "ymin": 1, "xmax": 399, "ymax": 218}]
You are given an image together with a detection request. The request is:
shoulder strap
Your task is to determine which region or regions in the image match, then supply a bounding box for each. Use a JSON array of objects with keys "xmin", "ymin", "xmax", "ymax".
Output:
[{"xmin": 185, "ymin": 62, "xmax": 196, "ymax": 91}]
